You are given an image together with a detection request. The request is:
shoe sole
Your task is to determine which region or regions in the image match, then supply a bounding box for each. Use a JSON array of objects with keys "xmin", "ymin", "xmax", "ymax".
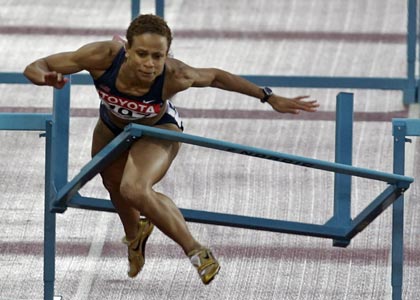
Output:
[{"xmin": 203, "ymin": 264, "xmax": 220, "ymax": 285}]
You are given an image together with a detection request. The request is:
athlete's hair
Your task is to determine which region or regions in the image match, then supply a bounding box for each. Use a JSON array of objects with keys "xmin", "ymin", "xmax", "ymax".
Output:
[{"xmin": 126, "ymin": 14, "xmax": 172, "ymax": 51}]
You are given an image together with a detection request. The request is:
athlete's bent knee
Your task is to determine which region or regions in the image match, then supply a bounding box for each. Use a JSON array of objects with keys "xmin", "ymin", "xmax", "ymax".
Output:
[{"xmin": 120, "ymin": 181, "xmax": 154, "ymax": 214}]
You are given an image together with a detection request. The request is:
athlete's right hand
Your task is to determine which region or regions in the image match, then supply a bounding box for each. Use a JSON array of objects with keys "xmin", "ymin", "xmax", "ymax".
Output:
[{"xmin": 44, "ymin": 71, "xmax": 69, "ymax": 89}]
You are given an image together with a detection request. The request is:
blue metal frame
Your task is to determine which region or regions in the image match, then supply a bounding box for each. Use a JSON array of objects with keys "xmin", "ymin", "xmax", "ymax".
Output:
[
  {"xmin": 53, "ymin": 118, "xmax": 412, "ymax": 211},
  {"xmin": 41, "ymin": 90, "xmax": 412, "ymax": 300},
  {"xmin": 3, "ymin": 72, "xmax": 412, "ymax": 91},
  {"xmin": 128, "ymin": 0, "xmax": 419, "ymax": 104},
  {"xmin": 131, "ymin": 0, "xmax": 165, "ymax": 19},
  {"xmin": 0, "ymin": 113, "xmax": 51, "ymax": 131},
  {"xmin": 331, "ymin": 93, "xmax": 353, "ymax": 247},
  {"xmin": 44, "ymin": 120, "xmax": 57, "ymax": 300},
  {"xmin": 44, "ymin": 85, "xmax": 71, "ymax": 300},
  {"xmin": 391, "ymin": 118, "xmax": 420, "ymax": 300}
]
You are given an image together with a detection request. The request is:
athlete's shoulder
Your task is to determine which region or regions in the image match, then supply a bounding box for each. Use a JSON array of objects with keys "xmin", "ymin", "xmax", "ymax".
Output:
[
  {"xmin": 163, "ymin": 58, "xmax": 203, "ymax": 94},
  {"xmin": 165, "ymin": 58, "xmax": 195, "ymax": 80},
  {"xmin": 77, "ymin": 40, "xmax": 123, "ymax": 61},
  {"xmin": 74, "ymin": 40, "xmax": 123, "ymax": 71}
]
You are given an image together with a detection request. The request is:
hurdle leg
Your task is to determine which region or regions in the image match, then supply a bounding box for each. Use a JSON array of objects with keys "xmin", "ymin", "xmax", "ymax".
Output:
[
  {"xmin": 43, "ymin": 84, "xmax": 70, "ymax": 299},
  {"xmin": 44, "ymin": 121, "xmax": 57, "ymax": 300},
  {"xmin": 155, "ymin": 0, "xmax": 165, "ymax": 17},
  {"xmin": 131, "ymin": 0, "xmax": 140, "ymax": 20},
  {"xmin": 130, "ymin": 1, "xmax": 165, "ymax": 19},
  {"xmin": 44, "ymin": 203, "xmax": 57, "ymax": 300},
  {"xmin": 332, "ymin": 92, "xmax": 353, "ymax": 247},
  {"xmin": 391, "ymin": 123, "xmax": 407, "ymax": 300},
  {"xmin": 404, "ymin": 0, "xmax": 417, "ymax": 104}
]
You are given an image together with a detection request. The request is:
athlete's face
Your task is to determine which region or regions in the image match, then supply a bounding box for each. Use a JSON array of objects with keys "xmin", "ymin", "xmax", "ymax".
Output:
[{"xmin": 125, "ymin": 33, "xmax": 168, "ymax": 82}]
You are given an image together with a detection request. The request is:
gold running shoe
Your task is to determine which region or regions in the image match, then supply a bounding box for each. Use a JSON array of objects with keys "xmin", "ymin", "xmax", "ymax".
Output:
[
  {"xmin": 188, "ymin": 247, "xmax": 220, "ymax": 285},
  {"xmin": 122, "ymin": 218, "xmax": 154, "ymax": 278}
]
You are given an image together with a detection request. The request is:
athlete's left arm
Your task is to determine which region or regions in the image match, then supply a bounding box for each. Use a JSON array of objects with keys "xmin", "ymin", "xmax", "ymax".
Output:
[{"xmin": 176, "ymin": 61, "xmax": 319, "ymax": 114}]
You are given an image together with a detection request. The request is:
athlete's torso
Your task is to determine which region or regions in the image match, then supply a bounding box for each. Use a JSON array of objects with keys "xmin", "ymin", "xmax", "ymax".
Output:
[{"xmin": 93, "ymin": 47, "xmax": 166, "ymax": 122}]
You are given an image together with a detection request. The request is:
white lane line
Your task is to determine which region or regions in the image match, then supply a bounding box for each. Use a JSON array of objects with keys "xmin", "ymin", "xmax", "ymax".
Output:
[{"xmin": 74, "ymin": 213, "xmax": 111, "ymax": 300}]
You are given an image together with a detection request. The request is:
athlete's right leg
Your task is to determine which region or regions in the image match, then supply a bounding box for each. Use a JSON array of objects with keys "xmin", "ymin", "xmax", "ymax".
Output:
[
  {"xmin": 92, "ymin": 119, "xmax": 155, "ymax": 277},
  {"xmin": 91, "ymin": 118, "xmax": 140, "ymax": 241}
]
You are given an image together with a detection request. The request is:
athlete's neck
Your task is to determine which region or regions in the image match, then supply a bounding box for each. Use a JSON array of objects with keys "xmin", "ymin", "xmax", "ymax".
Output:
[{"xmin": 117, "ymin": 63, "xmax": 154, "ymax": 95}]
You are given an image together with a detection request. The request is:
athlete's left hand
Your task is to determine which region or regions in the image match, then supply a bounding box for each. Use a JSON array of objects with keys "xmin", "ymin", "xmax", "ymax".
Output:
[{"xmin": 267, "ymin": 95, "xmax": 319, "ymax": 114}]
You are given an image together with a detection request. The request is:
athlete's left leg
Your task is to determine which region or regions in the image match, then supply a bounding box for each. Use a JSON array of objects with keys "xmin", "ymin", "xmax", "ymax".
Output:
[{"xmin": 120, "ymin": 124, "xmax": 220, "ymax": 284}]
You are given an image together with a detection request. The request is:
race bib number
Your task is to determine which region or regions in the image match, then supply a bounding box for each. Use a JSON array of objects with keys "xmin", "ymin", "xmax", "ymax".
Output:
[{"xmin": 97, "ymin": 89, "xmax": 161, "ymax": 120}]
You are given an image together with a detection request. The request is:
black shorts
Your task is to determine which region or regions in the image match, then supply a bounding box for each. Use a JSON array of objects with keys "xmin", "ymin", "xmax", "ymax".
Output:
[{"xmin": 99, "ymin": 100, "xmax": 184, "ymax": 136}]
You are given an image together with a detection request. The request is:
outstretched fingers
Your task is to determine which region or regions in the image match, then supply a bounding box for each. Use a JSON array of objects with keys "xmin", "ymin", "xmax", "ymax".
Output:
[
  {"xmin": 269, "ymin": 95, "xmax": 320, "ymax": 114},
  {"xmin": 291, "ymin": 96, "xmax": 320, "ymax": 113}
]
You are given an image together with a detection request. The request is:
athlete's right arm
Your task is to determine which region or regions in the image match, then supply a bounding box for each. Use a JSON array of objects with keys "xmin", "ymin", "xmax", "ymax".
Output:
[{"xmin": 23, "ymin": 41, "xmax": 121, "ymax": 89}]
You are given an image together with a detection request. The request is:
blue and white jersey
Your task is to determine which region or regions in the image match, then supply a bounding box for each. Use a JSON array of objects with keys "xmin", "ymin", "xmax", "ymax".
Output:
[{"xmin": 93, "ymin": 47, "xmax": 166, "ymax": 120}]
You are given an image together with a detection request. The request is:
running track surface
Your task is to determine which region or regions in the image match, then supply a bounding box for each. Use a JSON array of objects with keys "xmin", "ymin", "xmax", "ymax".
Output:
[{"xmin": 0, "ymin": 1, "xmax": 419, "ymax": 299}]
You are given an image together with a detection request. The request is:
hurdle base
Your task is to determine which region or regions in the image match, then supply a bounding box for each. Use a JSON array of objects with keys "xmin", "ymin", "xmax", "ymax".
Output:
[
  {"xmin": 50, "ymin": 203, "xmax": 67, "ymax": 214},
  {"xmin": 332, "ymin": 239, "xmax": 351, "ymax": 248}
]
